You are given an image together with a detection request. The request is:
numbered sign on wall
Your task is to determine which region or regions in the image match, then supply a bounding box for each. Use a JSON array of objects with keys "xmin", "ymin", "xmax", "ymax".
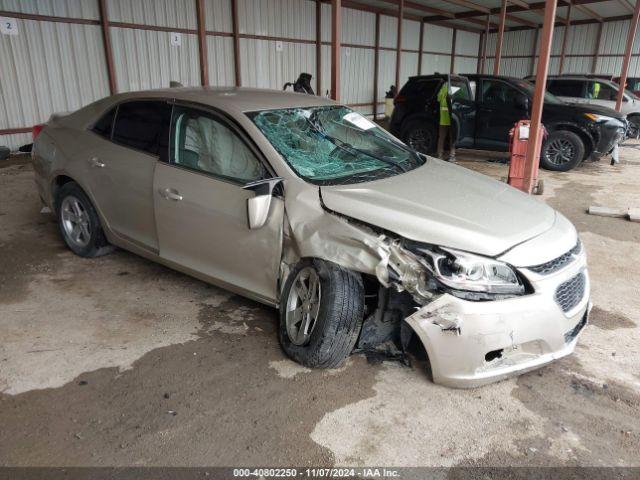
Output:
[
  {"xmin": 170, "ymin": 32, "xmax": 182, "ymax": 47},
  {"xmin": 0, "ymin": 17, "xmax": 19, "ymax": 36}
]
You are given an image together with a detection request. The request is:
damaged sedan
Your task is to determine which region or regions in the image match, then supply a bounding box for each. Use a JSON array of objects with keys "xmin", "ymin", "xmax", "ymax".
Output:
[{"xmin": 31, "ymin": 87, "xmax": 590, "ymax": 387}]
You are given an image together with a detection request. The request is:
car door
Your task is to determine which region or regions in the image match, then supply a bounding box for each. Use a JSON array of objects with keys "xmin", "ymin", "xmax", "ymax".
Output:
[
  {"xmin": 86, "ymin": 100, "xmax": 171, "ymax": 253},
  {"xmin": 475, "ymin": 78, "xmax": 529, "ymax": 150},
  {"xmin": 448, "ymin": 76, "xmax": 476, "ymax": 148},
  {"xmin": 153, "ymin": 104, "xmax": 284, "ymax": 303}
]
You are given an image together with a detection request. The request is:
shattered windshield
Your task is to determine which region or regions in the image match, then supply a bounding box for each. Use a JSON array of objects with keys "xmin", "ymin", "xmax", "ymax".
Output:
[{"xmin": 248, "ymin": 106, "xmax": 425, "ymax": 185}]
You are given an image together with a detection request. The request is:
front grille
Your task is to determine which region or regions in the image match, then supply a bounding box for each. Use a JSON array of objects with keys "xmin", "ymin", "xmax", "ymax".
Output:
[
  {"xmin": 555, "ymin": 272, "xmax": 586, "ymax": 313},
  {"xmin": 528, "ymin": 241, "xmax": 582, "ymax": 275},
  {"xmin": 564, "ymin": 310, "xmax": 588, "ymax": 343}
]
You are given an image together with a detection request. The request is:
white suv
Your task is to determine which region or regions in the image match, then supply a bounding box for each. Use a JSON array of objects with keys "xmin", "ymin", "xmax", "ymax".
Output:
[{"xmin": 529, "ymin": 76, "xmax": 640, "ymax": 136}]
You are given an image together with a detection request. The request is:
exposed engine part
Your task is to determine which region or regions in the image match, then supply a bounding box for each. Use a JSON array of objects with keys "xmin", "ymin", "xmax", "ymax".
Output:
[{"xmin": 363, "ymin": 235, "xmax": 437, "ymax": 305}]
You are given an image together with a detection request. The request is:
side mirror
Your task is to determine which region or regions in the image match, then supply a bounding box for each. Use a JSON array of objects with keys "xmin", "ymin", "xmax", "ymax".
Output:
[
  {"xmin": 516, "ymin": 95, "xmax": 530, "ymax": 112},
  {"xmin": 243, "ymin": 177, "xmax": 283, "ymax": 230}
]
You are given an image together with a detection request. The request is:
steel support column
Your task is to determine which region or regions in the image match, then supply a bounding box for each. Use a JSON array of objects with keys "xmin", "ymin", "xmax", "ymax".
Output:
[
  {"xmin": 331, "ymin": 0, "xmax": 341, "ymax": 100},
  {"xmin": 316, "ymin": 0, "xmax": 322, "ymax": 94},
  {"xmin": 615, "ymin": 1, "xmax": 640, "ymax": 111},
  {"xmin": 493, "ymin": 0, "xmax": 507, "ymax": 75},
  {"xmin": 231, "ymin": 0, "xmax": 241, "ymax": 86},
  {"xmin": 591, "ymin": 21, "xmax": 603, "ymax": 73},
  {"xmin": 558, "ymin": 2, "xmax": 572, "ymax": 74},
  {"xmin": 98, "ymin": 0, "xmax": 116, "ymax": 94},
  {"xmin": 451, "ymin": 28, "xmax": 457, "ymax": 73},
  {"xmin": 395, "ymin": 0, "xmax": 404, "ymax": 91},
  {"xmin": 530, "ymin": 27, "xmax": 539, "ymax": 76},
  {"xmin": 196, "ymin": 0, "xmax": 208, "ymax": 86},
  {"xmin": 418, "ymin": 20, "xmax": 424, "ymax": 74},
  {"xmin": 480, "ymin": 13, "xmax": 490, "ymax": 74},
  {"xmin": 373, "ymin": 13, "xmax": 381, "ymax": 117},
  {"xmin": 523, "ymin": 0, "xmax": 558, "ymax": 194}
]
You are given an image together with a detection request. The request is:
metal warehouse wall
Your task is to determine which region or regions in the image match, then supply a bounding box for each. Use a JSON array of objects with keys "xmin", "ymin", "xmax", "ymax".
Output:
[
  {"xmin": 0, "ymin": 0, "xmax": 473, "ymax": 150},
  {"xmin": 484, "ymin": 19, "xmax": 640, "ymax": 79}
]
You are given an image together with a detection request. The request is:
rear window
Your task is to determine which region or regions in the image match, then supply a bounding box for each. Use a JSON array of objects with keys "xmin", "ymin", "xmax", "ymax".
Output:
[
  {"xmin": 547, "ymin": 80, "xmax": 584, "ymax": 97},
  {"xmin": 399, "ymin": 79, "xmax": 441, "ymax": 99},
  {"xmin": 112, "ymin": 101, "xmax": 172, "ymax": 159}
]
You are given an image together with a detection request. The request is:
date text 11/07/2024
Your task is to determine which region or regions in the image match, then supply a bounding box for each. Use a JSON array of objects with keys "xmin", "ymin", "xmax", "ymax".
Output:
[{"xmin": 232, "ymin": 468, "xmax": 401, "ymax": 478}]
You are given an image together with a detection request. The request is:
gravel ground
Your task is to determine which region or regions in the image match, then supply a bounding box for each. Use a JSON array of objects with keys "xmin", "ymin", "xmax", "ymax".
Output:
[{"xmin": 0, "ymin": 146, "xmax": 639, "ymax": 468}]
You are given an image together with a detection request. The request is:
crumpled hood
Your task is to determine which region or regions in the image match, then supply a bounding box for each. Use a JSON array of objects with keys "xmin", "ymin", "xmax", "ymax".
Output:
[{"xmin": 320, "ymin": 158, "xmax": 557, "ymax": 257}]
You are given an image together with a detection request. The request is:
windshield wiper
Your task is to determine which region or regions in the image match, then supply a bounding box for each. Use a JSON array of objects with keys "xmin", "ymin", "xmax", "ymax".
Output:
[{"xmin": 303, "ymin": 112, "xmax": 408, "ymax": 173}]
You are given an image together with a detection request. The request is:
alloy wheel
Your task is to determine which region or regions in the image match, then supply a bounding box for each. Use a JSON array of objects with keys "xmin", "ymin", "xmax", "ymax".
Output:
[
  {"xmin": 285, "ymin": 267, "xmax": 322, "ymax": 346},
  {"xmin": 545, "ymin": 138, "xmax": 576, "ymax": 166},
  {"xmin": 60, "ymin": 195, "xmax": 92, "ymax": 248}
]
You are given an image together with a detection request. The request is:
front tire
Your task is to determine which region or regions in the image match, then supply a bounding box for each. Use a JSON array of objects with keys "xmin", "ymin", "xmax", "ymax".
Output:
[
  {"xmin": 56, "ymin": 182, "xmax": 113, "ymax": 257},
  {"xmin": 279, "ymin": 259, "xmax": 364, "ymax": 368},
  {"xmin": 401, "ymin": 119, "xmax": 437, "ymax": 155},
  {"xmin": 540, "ymin": 130, "xmax": 585, "ymax": 171}
]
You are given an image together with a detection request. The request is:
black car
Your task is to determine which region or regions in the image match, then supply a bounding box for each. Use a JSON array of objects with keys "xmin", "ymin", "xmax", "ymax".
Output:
[{"xmin": 390, "ymin": 74, "xmax": 627, "ymax": 171}]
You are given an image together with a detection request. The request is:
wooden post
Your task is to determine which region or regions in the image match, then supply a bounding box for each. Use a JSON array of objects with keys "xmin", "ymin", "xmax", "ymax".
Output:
[
  {"xmin": 493, "ymin": 0, "xmax": 507, "ymax": 75},
  {"xmin": 196, "ymin": 0, "xmax": 208, "ymax": 86},
  {"xmin": 450, "ymin": 28, "xmax": 457, "ymax": 74},
  {"xmin": 615, "ymin": 1, "xmax": 640, "ymax": 111},
  {"xmin": 395, "ymin": 0, "xmax": 404, "ymax": 92},
  {"xmin": 418, "ymin": 20, "xmax": 424, "ymax": 74},
  {"xmin": 373, "ymin": 13, "xmax": 380, "ymax": 117},
  {"xmin": 558, "ymin": 2, "xmax": 572, "ymax": 74},
  {"xmin": 231, "ymin": 0, "xmax": 241, "ymax": 87},
  {"xmin": 592, "ymin": 21, "xmax": 603, "ymax": 74},
  {"xmin": 98, "ymin": 0, "xmax": 117, "ymax": 94},
  {"xmin": 330, "ymin": 0, "xmax": 341, "ymax": 100},
  {"xmin": 523, "ymin": 0, "xmax": 558, "ymax": 194},
  {"xmin": 316, "ymin": 0, "xmax": 322, "ymax": 94}
]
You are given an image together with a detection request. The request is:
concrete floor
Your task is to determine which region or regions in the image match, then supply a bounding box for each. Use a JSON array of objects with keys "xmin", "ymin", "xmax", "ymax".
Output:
[{"xmin": 1, "ymin": 146, "xmax": 639, "ymax": 468}]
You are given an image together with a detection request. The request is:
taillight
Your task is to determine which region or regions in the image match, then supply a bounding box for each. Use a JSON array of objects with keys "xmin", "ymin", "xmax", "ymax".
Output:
[
  {"xmin": 393, "ymin": 95, "xmax": 406, "ymax": 106},
  {"xmin": 32, "ymin": 124, "xmax": 44, "ymax": 141}
]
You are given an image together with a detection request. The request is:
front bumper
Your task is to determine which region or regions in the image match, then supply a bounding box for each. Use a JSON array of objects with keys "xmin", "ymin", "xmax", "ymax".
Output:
[
  {"xmin": 405, "ymin": 253, "xmax": 590, "ymax": 388},
  {"xmin": 592, "ymin": 120, "xmax": 626, "ymax": 156}
]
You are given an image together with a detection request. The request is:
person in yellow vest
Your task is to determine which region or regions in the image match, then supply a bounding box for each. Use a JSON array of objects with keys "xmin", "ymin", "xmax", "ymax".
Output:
[{"xmin": 436, "ymin": 82, "xmax": 456, "ymax": 162}]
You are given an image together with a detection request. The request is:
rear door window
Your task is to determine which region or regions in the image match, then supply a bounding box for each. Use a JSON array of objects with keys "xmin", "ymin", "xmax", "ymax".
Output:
[
  {"xmin": 480, "ymin": 79, "xmax": 522, "ymax": 106},
  {"xmin": 547, "ymin": 80, "xmax": 584, "ymax": 97},
  {"xmin": 92, "ymin": 107, "xmax": 116, "ymax": 139},
  {"xmin": 112, "ymin": 100, "xmax": 172, "ymax": 160}
]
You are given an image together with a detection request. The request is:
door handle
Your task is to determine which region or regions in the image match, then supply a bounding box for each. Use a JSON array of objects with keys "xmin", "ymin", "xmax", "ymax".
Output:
[
  {"xmin": 160, "ymin": 188, "xmax": 183, "ymax": 201},
  {"xmin": 88, "ymin": 157, "xmax": 105, "ymax": 168}
]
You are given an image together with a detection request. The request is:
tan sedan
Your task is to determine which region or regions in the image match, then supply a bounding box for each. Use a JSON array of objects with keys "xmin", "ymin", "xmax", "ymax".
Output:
[{"xmin": 32, "ymin": 87, "xmax": 590, "ymax": 387}]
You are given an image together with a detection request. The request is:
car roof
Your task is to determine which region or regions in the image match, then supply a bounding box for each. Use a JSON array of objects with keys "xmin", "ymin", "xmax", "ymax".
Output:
[{"xmin": 105, "ymin": 87, "xmax": 337, "ymax": 114}]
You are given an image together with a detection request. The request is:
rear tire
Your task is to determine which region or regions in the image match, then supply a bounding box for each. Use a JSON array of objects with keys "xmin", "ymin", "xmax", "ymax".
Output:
[
  {"xmin": 279, "ymin": 259, "xmax": 364, "ymax": 368},
  {"xmin": 56, "ymin": 182, "xmax": 113, "ymax": 258},
  {"xmin": 540, "ymin": 130, "xmax": 585, "ymax": 172},
  {"xmin": 401, "ymin": 119, "xmax": 437, "ymax": 155}
]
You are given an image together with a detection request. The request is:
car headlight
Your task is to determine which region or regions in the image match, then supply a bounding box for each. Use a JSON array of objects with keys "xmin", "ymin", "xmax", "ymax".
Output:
[
  {"xmin": 419, "ymin": 247, "xmax": 525, "ymax": 295},
  {"xmin": 584, "ymin": 113, "xmax": 614, "ymax": 123}
]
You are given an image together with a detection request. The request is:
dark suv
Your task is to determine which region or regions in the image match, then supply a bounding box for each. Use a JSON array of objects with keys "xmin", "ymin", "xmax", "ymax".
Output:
[{"xmin": 390, "ymin": 74, "xmax": 627, "ymax": 171}]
